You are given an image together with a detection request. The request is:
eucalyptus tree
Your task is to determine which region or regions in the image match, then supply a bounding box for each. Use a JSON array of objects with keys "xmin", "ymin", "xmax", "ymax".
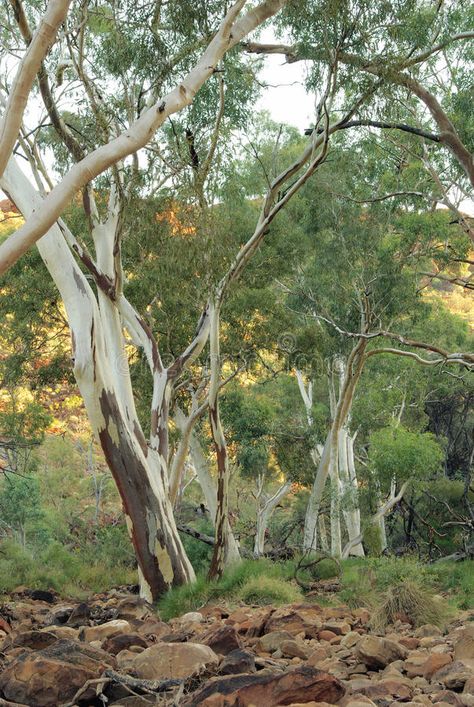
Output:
[
  {"xmin": 0, "ymin": 0, "xmax": 291, "ymax": 600},
  {"xmin": 283, "ymin": 149, "xmax": 473, "ymax": 556}
]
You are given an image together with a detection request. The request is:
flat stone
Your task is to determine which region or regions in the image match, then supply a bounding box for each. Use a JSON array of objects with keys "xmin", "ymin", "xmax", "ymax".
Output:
[
  {"xmin": 79, "ymin": 619, "xmax": 132, "ymax": 643},
  {"xmin": 257, "ymin": 630, "xmax": 294, "ymax": 653},
  {"xmin": 129, "ymin": 641, "xmax": 219, "ymax": 680},
  {"xmin": 0, "ymin": 638, "xmax": 114, "ymax": 707},
  {"xmin": 181, "ymin": 665, "xmax": 345, "ymax": 706},
  {"xmin": 355, "ymin": 635, "xmax": 408, "ymax": 669}
]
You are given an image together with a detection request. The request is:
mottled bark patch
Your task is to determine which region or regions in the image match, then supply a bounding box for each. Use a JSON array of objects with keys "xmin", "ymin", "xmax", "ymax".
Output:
[{"xmin": 97, "ymin": 388, "xmax": 191, "ymax": 599}]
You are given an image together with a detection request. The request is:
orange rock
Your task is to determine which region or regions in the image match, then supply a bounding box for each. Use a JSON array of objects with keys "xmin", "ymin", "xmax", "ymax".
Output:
[{"xmin": 422, "ymin": 652, "xmax": 452, "ymax": 679}]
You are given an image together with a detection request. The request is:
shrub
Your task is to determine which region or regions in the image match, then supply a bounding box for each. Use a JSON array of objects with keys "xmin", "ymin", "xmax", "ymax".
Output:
[
  {"xmin": 371, "ymin": 580, "xmax": 447, "ymax": 630},
  {"xmin": 158, "ymin": 558, "xmax": 297, "ymax": 620},
  {"xmin": 240, "ymin": 576, "xmax": 301, "ymax": 605}
]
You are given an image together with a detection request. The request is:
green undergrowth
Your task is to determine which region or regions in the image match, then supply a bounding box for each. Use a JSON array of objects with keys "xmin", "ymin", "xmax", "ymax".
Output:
[
  {"xmin": 0, "ymin": 539, "xmax": 136, "ymax": 598},
  {"xmin": 158, "ymin": 559, "xmax": 302, "ymax": 620}
]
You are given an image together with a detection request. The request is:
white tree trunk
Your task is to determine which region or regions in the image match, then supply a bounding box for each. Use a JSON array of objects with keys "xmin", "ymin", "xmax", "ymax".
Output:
[
  {"xmin": 254, "ymin": 480, "xmax": 291, "ymax": 557},
  {"xmin": 1, "ymin": 157, "xmax": 196, "ymax": 601},
  {"xmin": 303, "ymin": 341, "xmax": 367, "ymax": 553}
]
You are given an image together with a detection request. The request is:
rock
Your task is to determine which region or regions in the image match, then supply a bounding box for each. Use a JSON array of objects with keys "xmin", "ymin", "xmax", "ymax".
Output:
[
  {"xmin": 355, "ymin": 635, "xmax": 408, "ymax": 669},
  {"xmin": 280, "ymin": 639, "xmax": 311, "ymax": 660},
  {"xmin": 219, "ymin": 648, "xmax": 256, "ymax": 675},
  {"xmin": 431, "ymin": 690, "xmax": 466, "ymax": 705},
  {"xmin": 263, "ymin": 606, "xmax": 322, "ymax": 638},
  {"xmin": 319, "ymin": 630, "xmax": 338, "ymax": 642},
  {"xmin": 41, "ymin": 626, "xmax": 78, "ymax": 641},
  {"xmin": 0, "ymin": 638, "xmax": 114, "ymax": 706},
  {"xmin": 65, "ymin": 602, "xmax": 90, "ymax": 627},
  {"xmin": 3, "ymin": 630, "xmax": 57, "ymax": 651},
  {"xmin": 341, "ymin": 631, "xmax": 362, "ymax": 648},
  {"xmin": 257, "ymin": 630, "xmax": 294, "ymax": 653},
  {"xmin": 79, "ymin": 618, "xmax": 132, "ymax": 643},
  {"xmin": 422, "ymin": 652, "xmax": 452, "ymax": 679},
  {"xmin": 182, "ymin": 665, "xmax": 345, "ymax": 706},
  {"xmin": 455, "ymin": 625, "xmax": 474, "ymax": 667},
  {"xmin": 200, "ymin": 625, "xmax": 243, "ymax": 655},
  {"xmin": 399, "ymin": 636, "xmax": 420, "ymax": 650},
  {"xmin": 102, "ymin": 633, "xmax": 148, "ymax": 655},
  {"xmin": 322, "ymin": 621, "xmax": 351, "ymax": 636},
  {"xmin": 434, "ymin": 660, "xmax": 474, "ymax": 690},
  {"xmin": 414, "ymin": 624, "xmax": 443, "ymax": 638},
  {"xmin": 129, "ymin": 642, "xmax": 219, "ymax": 679},
  {"xmin": 180, "ymin": 611, "xmax": 204, "ymax": 624}
]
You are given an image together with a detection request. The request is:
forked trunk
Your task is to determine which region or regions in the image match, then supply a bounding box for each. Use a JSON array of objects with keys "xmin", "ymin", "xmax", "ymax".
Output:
[{"xmin": 2, "ymin": 158, "xmax": 195, "ymax": 601}]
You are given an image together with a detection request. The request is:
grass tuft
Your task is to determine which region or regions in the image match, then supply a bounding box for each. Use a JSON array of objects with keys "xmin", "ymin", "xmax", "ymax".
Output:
[
  {"xmin": 371, "ymin": 580, "xmax": 448, "ymax": 630},
  {"xmin": 240, "ymin": 575, "xmax": 302, "ymax": 605}
]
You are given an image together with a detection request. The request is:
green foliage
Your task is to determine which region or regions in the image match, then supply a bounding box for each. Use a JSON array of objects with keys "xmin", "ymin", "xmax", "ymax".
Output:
[
  {"xmin": 158, "ymin": 558, "xmax": 298, "ymax": 619},
  {"xmin": 368, "ymin": 426, "xmax": 444, "ymax": 488},
  {"xmin": 239, "ymin": 575, "xmax": 301, "ymax": 606},
  {"xmin": 0, "ymin": 540, "xmax": 136, "ymax": 597},
  {"xmin": 363, "ymin": 523, "xmax": 384, "ymax": 558}
]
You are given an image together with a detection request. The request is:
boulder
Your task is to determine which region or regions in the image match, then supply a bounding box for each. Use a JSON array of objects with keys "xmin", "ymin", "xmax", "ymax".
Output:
[
  {"xmin": 79, "ymin": 619, "xmax": 132, "ymax": 643},
  {"xmin": 355, "ymin": 635, "xmax": 408, "ymax": 669},
  {"xmin": 280, "ymin": 639, "xmax": 311, "ymax": 660},
  {"xmin": 421, "ymin": 652, "xmax": 452, "ymax": 679},
  {"xmin": 219, "ymin": 648, "xmax": 256, "ymax": 675},
  {"xmin": 129, "ymin": 642, "xmax": 219, "ymax": 680},
  {"xmin": 257, "ymin": 630, "xmax": 294, "ymax": 653},
  {"xmin": 433, "ymin": 660, "xmax": 474, "ymax": 690},
  {"xmin": 0, "ymin": 638, "xmax": 114, "ymax": 707},
  {"xmin": 182, "ymin": 665, "xmax": 345, "ymax": 706},
  {"xmin": 179, "ymin": 612, "xmax": 204, "ymax": 624},
  {"xmin": 200, "ymin": 625, "xmax": 243, "ymax": 655},
  {"xmin": 414, "ymin": 624, "xmax": 443, "ymax": 638},
  {"xmin": 102, "ymin": 633, "xmax": 148, "ymax": 655}
]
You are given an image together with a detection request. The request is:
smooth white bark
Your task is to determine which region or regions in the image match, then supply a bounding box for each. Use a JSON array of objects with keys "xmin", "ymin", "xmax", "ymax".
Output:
[{"xmin": 254, "ymin": 479, "xmax": 291, "ymax": 556}]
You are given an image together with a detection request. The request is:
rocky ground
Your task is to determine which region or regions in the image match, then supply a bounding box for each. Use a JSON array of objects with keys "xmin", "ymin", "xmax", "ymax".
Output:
[{"xmin": 0, "ymin": 586, "xmax": 473, "ymax": 706}]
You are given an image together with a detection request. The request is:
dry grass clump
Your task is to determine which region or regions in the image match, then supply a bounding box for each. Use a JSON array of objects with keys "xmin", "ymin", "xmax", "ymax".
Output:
[{"xmin": 371, "ymin": 580, "xmax": 447, "ymax": 631}]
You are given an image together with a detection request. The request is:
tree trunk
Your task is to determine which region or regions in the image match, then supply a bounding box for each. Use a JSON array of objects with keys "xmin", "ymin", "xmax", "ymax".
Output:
[
  {"xmin": 207, "ymin": 302, "xmax": 240, "ymax": 579},
  {"xmin": 174, "ymin": 408, "xmax": 240, "ymax": 563},
  {"xmin": 2, "ymin": 157, "xmax": 195, "ymax": 601},
  {"xmin": 303, "ymin": 340, "xmax": 367, "ymax": 553},
  {"xmin": 254, "ymin": 480, "xmax": 291, "ymax": 557}
]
